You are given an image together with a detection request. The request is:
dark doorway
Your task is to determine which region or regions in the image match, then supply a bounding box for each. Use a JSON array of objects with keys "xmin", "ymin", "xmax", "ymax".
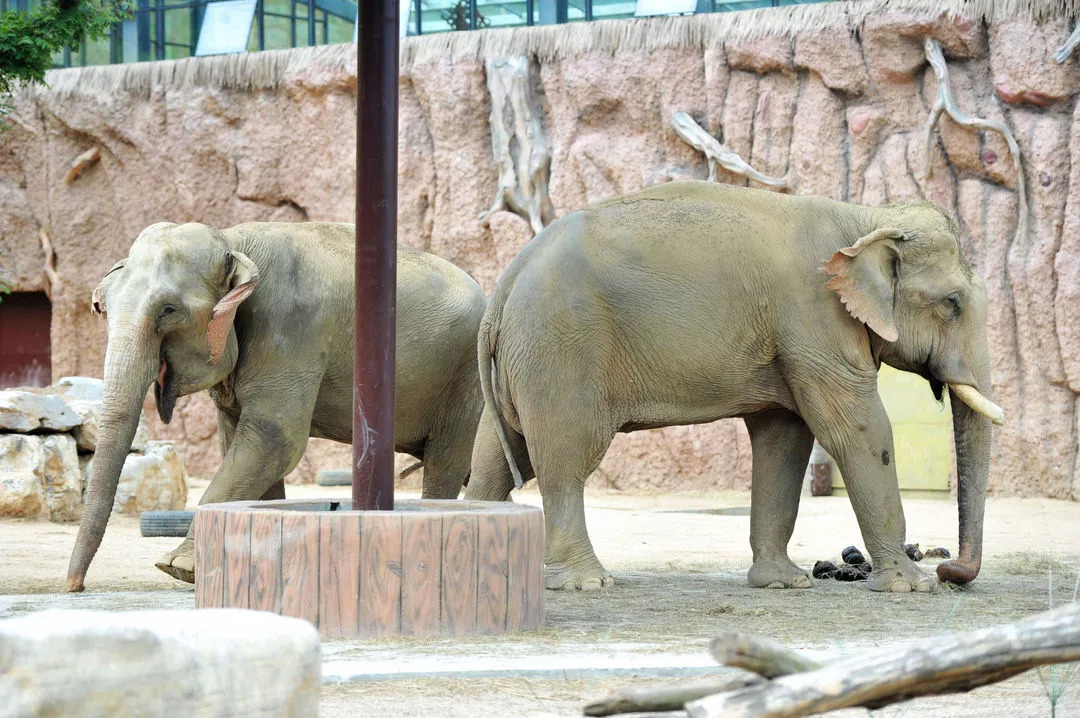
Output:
[{"xmin": 0, "ymin": 291, "xmax": 52, "ymax": 388}]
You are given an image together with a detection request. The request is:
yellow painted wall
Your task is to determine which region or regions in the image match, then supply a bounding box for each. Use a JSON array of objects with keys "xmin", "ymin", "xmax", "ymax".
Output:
[{"xmin": 832, "ymin": 365, "xmax": 954, "ymax": 494}]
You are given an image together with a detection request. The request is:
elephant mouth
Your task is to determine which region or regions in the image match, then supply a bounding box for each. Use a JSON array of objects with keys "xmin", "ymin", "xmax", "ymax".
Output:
[
  {"xmin": 154, "ymin": 357, "xmax": 178, "ymax": 424},
  {"xmin": 920, "ymin": 365, "xmax": 1003, "ymax": 426}
]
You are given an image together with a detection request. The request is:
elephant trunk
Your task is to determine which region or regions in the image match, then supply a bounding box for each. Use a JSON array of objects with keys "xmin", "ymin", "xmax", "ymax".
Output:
[
  {"xmin": 938, "ymin": 365, "xmax": 995, "ymax": 585},
  {"xmin": 66, "ymin": 324, "xmax": 157, "ymax": 592}
]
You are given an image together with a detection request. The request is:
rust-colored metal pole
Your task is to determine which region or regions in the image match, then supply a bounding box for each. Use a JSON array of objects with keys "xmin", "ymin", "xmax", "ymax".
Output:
[{"xmin": 353, "ymin": 0, "xmax": 398, "ymax": 511}]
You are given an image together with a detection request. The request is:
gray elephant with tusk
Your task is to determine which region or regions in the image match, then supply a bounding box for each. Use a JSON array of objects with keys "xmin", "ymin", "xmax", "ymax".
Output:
[
  {"xmin": 66, "ymin": 221, "xmax": 487, "ymax": 592},
  {"xmin": 465, "ymin": 180, "xmax": 1003, "ymax": 593}
]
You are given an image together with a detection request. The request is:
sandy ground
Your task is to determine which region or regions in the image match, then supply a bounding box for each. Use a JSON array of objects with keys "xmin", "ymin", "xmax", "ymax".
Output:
[{"xmin": 2, "ymin": 482, "xmax": 1078, "ymax": 716}]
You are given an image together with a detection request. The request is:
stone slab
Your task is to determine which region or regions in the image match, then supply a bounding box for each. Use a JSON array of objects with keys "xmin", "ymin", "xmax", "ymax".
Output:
[{"xmin": 0, "ymin": 608, "xmax": 320, "ymax": 717}]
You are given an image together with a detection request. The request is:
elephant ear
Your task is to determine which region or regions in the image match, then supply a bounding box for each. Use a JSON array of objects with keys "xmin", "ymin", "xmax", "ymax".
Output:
[
  {"xmin": 206, "ymin": 251, "xmax": 260, "ymax": 365},
  {"xmin": 91, "ymin": 259, "xmax": 127, "ymax": 315},
  {"xmin": 820, "ymin": 228, "xmax": 906, "ymax": 342}
]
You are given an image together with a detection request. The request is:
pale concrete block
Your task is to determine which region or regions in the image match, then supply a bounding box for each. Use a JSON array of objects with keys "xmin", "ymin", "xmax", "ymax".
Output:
[{"xmin": 0, "ymin": 608, "xmax": 321, "ymax": 718}]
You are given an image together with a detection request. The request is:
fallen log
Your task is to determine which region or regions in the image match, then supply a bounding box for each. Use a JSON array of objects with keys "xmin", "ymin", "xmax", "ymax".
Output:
[
  {"xmin": 584, "ymin": 634, "xmax": 819, "ymax": 716},
  {"xmin": 686, "ymin": 603, "xmax": 1080, "ymax": 718},
  {"xmin": 708, "ymin": 633, "xmax": 821, "ymax": 679},
  {"xmin": 583, "ymin": 675, "xmax": 763, "ymax": 717}
]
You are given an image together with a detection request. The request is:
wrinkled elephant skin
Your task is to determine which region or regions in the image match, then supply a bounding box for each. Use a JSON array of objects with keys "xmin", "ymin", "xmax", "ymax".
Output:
[
  {"xmin": 466, "ymin": 181, "xmax": 998, "ymax": 594},
  {"xmin": 67, "ymin": 222, "xmax": 486, "ymax": 591}
]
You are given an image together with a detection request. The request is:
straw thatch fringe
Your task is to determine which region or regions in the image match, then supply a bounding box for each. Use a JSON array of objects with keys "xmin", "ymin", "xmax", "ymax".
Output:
[
  {"xmin": 24, "ymin": 0, "xmax": 1080, "ymax": 97},
  {"xmin": 31, "ymin": 43, "xmax": 357, "ymax": 99}
]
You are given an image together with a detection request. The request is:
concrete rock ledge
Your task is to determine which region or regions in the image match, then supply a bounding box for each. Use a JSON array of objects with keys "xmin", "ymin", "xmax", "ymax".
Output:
[
  {"xmin": 0, "ymin": 609, "xmax": 320, "ymax": 718},
  {"xmin": 0, "ymin": 378, "xmax": 187, "ymax": 521}
]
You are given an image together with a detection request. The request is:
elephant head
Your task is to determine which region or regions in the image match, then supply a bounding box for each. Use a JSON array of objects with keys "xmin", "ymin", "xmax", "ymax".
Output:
[
  {"xmin": 66, "ymin": 222, "xmax": 259, "ymax": 592},
  {"xmin": 822, "ymin": 200, "xmax": 1001, "ymax": 585}
]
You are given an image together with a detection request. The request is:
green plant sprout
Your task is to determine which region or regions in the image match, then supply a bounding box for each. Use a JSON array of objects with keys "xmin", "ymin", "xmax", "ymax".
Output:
[{"xmin": 1036, "ymin": 564, "xmax": 1080, "ymax": 718}]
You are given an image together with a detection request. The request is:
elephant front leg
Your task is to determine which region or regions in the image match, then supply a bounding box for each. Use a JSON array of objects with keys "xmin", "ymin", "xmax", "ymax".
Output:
[
  {"xmin": 801, "ymin": 382, "xmax": 933, "ymax": 593},
  {"xmin": 745, "ymin": 410, "xmax": 815, "ymax": 589},
  {"xmin": 155, "ymin": 404, "xmax": 312, "ymax": 584}
]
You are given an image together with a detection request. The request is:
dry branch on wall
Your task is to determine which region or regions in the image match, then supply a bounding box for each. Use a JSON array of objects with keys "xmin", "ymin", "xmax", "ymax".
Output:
[
  {"xmin": 39, "ymin": 229, "xmax": 62, "ymax": 301},
  {"xmin": 61, "ymin": 146, "xmax": 100, "ymax": 185},
  {"xmin": 921, "ymin": 37, "xmax": 1027, "ymax": 239},
  {"xmin": 671, "ymin": 112, "xmax": 789, "ymax": 189},
  {"xmin": 685, "ymin": 603, "xmax": 1080, "ymax": 718},
  {"xmin": 1054, "ymin": 22, "xmax": 1080, "ymax": 63},
  {"xmin": 478, "ymin": 55, "xmax": 554, "ymax": 236}
]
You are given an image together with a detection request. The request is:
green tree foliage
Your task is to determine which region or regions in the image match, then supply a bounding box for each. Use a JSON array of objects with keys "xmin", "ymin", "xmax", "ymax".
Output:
[{"xmin": 0, "ymin": 0, "xmax": 131, "ymax": 123}]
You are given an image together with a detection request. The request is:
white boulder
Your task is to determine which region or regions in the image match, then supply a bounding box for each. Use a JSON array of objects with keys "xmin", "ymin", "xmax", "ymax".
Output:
[
  {"xmin": 0, "ymin": 609, "xmax": 320, "ymax": 718},
  {"xmin": 69, "ymin": 400, "xmax": 149, "ymax": 454},
  {"xmin": 54, "ymin": 376, "xmax": 104, "ymax": 403},
  {"xmin": 0, "ymin": 390, "xmax": 81, "ymax": 433},
  {"xmin": 0, "ymin": 434, "xmax": 82, "ymax": 521},
  {"xmin": 82, "ymin": 440, "xmax": 188, "ymax": 515}
]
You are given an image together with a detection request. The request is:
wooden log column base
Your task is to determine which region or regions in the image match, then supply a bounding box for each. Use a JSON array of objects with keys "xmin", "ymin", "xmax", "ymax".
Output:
[{"xmin": 194, "ymin": 499, "xmax": 545, "ymax": 638}]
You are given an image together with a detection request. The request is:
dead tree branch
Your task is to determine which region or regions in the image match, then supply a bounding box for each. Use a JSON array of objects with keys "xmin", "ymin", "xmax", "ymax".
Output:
[
  {"xmin": 583, "ymin": 634, "xmax": 818, "ymax": 716},
  {"xmin": 709, "ymin": 633, "xmax": 821, "ymax": 678},
  {"xmin": 583, "ymin": 675, "xmax": 762, "ymax": 717},
  {"xmin": 686, "ymin": 603, "xmax": 1080, "ymax": 718},
  {"xmin": 1054, "ymin": 22, "xmax": 1080, "ymax": 63},
  {"xmin": 39, "ymin": 229, "xmax": 62, "ymax": 301},
  {"xmin": 62, "ymin": 146, "xmax": 100, "ymax": 185},
  {"xmin": 671, "ymin": 111, "xmax": 788, "ymax": 189},
  {"xmin": 922, "ymin": 37, "xmax": 1027, "ymax": 239},
  {"xmin": 479, "ymin": 55, "xmax": 554, "ymax": 236}
]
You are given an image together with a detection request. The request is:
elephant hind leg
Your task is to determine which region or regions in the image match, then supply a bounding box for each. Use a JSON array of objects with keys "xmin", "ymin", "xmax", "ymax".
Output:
[
  {"xmin": 745, "ymin": 409, "xmax": 815, "ymax": 590},
  {"xmin": 521, "ymin": 403, "xmax": 617, "ymax": 592},
  {"xmin": 420, "ymin": 417, "xmax": 484, "ymax": 500},
  {"xmin": 465, "ymin": 405, "xmax": 535, "ymax": 502}
]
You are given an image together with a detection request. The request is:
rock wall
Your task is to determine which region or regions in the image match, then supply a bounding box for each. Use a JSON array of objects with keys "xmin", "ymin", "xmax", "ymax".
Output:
[
  {"xmin": 0, "ymin": 379, "xmax": 188, "ymax": 521},
  {"xmin": 0, "ymin": 9, "xmax": 1077, "ymax": 498}
]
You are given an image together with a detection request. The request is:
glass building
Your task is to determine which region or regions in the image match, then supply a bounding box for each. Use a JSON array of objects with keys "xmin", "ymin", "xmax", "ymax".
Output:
[{"xmin": 0, "ymin": 0, "xmax": 828, "ymax": 68}]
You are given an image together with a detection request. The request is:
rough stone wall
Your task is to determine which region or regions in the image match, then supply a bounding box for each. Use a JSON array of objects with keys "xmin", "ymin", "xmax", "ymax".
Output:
[{"xmin": 0, "ymin": 11, "xmax": 1077, "ymax": 498}]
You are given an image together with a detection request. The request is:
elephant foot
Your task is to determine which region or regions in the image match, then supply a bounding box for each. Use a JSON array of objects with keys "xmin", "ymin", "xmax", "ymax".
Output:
[
  {"xmin": 867, "ymin": 555, "xmax": 934, "ymax": 593},
  {"xmin": 748, "ymin": 558, "xmax": 813, "ymax": 589},
  {"xmin": 155, "ymin": 537, "xmax": 195, "ymax": 584},
  {"xmin": 544, "ymin": 561, "xmax": 614, "ymax": 591}
]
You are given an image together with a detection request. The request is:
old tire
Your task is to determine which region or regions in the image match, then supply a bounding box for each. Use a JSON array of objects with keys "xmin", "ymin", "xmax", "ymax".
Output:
[{"xmin": 140, "ymin": 510, "xmax": 194, "ymax": 537}]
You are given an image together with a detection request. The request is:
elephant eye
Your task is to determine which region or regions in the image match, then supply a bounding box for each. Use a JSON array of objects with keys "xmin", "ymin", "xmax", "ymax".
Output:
[
  {"xmin": 160, "ymin": 304, "xmax": 177, "ymax": 318},
  {"xmin": 944, "ymin": 294, "xmax": 962, "ymax": 316}
]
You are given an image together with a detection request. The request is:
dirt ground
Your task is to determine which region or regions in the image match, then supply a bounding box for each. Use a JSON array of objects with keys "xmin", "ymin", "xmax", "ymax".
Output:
[{"xmin": 2, "ymin": 482, "xmax": 1078, "ymax": 717}]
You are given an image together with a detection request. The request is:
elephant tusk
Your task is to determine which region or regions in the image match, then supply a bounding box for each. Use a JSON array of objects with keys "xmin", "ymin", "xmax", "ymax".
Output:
[{"xmin": 949, "ymin": 384, "xmax": 1005, "ymax": 426}]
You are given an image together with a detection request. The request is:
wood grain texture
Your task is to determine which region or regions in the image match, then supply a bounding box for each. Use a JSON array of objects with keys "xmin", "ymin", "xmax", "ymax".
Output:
[
  {"xmin": 319, "ymin": 513, "xmax": 361, "ymax": 638},
  {"xmin": 400, "ymin": 512, "xmax": 442, "ymax": 636},
  {"xmin": 194, "ymin": 507, "xmax": 226, "ymax": 609},
  {"xmin": 248, "ymin": 511, "xmax": 283, "ymax": 614},
  {"xmin": 525, "ymin": 511, "xmax": 545, "ymax": 629},
  {"xmin": 280, "ymin": 512, "xmax": 320, "ymax": 628},
  {"xmin": 359, "ymin": 512, "xmax": 403, "ymax": 636},
  {"xmin": 476, "ymin": 514, "xmax": 509, "ymax": 634},
  {"xmin": 504, "ymin": 508, "xmax": 529, "ymax": 632},
  {"xmin": 441, "ymin": 514, "xmax": 479, "ymax": 636},
  {"xmin": 223, "ymin": 510, "xmax": 252, "ymax": 610}
]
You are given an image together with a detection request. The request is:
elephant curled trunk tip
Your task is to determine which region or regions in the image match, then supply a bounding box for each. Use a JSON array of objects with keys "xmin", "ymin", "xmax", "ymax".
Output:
[
  {"xmin": 937, "ymin": 558, "xmax": 980, "ymax": 584},
  {"xmin": 948, "ymin": 384, "xmax": 1004, "ymax": 426}
]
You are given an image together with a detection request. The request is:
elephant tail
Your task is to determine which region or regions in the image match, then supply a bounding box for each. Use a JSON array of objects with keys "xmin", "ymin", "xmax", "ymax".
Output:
[{"xmin": 478, "ymin": 295, "xmax": 525, "ymax": 491}]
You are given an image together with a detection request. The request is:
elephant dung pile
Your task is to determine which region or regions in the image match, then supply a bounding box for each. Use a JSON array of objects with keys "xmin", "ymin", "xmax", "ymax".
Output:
[{"xmin": 0, "ymin": 377, "xmax": 188, "ymax": 522}]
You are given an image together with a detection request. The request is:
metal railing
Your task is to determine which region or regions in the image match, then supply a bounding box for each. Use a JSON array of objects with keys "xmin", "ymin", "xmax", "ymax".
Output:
[{"xmin": 0, "ymin": 0, "xmax": 827, "ymax": 69}]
